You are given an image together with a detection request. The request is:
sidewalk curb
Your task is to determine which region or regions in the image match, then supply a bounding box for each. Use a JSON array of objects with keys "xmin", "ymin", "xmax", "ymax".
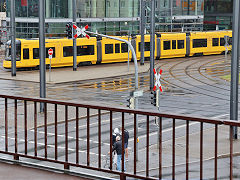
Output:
[{"xmin": 0, "ymin": 61, "xmax": 152, "ymax": 84}]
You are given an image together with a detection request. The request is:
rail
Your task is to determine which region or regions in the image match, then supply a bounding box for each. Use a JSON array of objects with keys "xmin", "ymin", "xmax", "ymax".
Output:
[{"xmin": 0, "ymin": 94, "xmax": 239, "ymax": 180}]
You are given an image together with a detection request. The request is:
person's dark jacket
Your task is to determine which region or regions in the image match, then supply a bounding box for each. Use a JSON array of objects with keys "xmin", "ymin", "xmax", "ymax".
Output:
[
  {"xmin": 112, "ymin": 141, "xmax": 124, "ymax": 155},
  {"xmin": 112, "ymin": 133, "xmax": 120, "ymax": 145},
  {"xmin": 123, "ymin": 129, "xmax": 129, "ymax": 144}
]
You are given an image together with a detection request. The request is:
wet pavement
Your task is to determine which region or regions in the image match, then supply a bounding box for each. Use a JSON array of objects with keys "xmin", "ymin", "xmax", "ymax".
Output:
[{"xmin": 0, "ymin": 55, "xmax": 233, "ymax": 119}]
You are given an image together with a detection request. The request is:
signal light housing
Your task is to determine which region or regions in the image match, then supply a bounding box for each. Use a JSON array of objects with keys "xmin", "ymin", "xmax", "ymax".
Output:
[
  {"xmin": 66, "ymin": 23, "xmax": 72, "ymax": 39},
  {"xmin": 150, "ymin": 91, "xmax": 157, "ymax": 106},
  {"xmin": 127, "ymin": 97, "xmax": 135, "ymax": 109}
]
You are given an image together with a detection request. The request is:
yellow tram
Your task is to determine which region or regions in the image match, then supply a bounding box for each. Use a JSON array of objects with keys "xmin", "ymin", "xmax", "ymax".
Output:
[{"xmin": 3, "ymin": 30, "xmax": 232, "ymax": 69}]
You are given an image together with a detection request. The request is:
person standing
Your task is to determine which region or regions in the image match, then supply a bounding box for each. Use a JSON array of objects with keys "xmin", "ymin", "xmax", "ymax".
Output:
[
  {"xmin": 112, "ymin": 128, "xmax": 120, "ymax": 145},
  {"xmin": 120, "ymin": 127, "xmax": 129, "ymax": 161},
  {"xmin": 112, "ymin": 136, "xmax": 125, "ymax": 171},
  {"xmin": 112, "ymin": 128, "xmax": 120, "ymax": 167}
]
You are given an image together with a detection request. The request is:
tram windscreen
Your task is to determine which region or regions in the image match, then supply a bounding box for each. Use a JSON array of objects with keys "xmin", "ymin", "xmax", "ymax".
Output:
[{"xmin": 5, "ymin": 43, "xmax": 21, "ymax": 61}]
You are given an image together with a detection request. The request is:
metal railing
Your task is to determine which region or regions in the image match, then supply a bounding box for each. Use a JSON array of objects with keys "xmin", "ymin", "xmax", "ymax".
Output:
[{"xmin": 0, "ymin": 94, "xmax": 239, "ymax": 180}]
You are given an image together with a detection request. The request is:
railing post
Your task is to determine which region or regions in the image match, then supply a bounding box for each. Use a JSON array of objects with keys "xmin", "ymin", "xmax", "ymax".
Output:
[
  {"xmin": 44, "ymin": 103, "xmax": 47, "ymax": 158},
  {"xmin": 24, "ymin": 100, "xmax": 28, "ymax": 155},
  {"xmin": 5, "ymin": 98, "xmax": 8, "ymax": 152},
  {"xmin": 14, "ymin": 155, "xmax": 19, "ymax": 161},
  {"xmin": 55, "ymin": 104, "xmax": 58, "ymax": 160},
  {"xmin": 14, "ymin": 99, "xmax": 18, "ymax": 159},
  {"xmin": 98, "ymin": 109, "xmax": 101, "ymax": 168},
  {"xmin": 230, "ymin": 126, "xmax": 233, "ymax": 180},
  {"xmin": 110, "ymin": 111, "xmax": 113, "ymax": 170},
  {"xmin": 76, "ymin": 107, "xmax": 79, "ymax": 164},
  {"xmin": 64, "ymin": 163, "xmax": 70, "ymax": 170},
  {"xmin": 87, "ymin": 108, "xmax": 90, "ymax": 166},
  {"xmin": 172, "ymin": 118, "xmax": 175, "ymax": 180},
  {"xmin": 215, "ymin": 124, "xmax": 218, "ymax": 180},
  {"xmin": 65, "ymin": 105, "xmax": 68, "ymax": 164},
  {"xmin": 120, "ymin": 174, "xmax": 126, "ymax": 180},
  {"xmin": 34, "ymin": 102, "xmax": 37, "ymax": 157},
  {"xmin": 159, "ymin": 117, "xmax": 162, "ymax": 179},
  {"xmin": 121, "ymin": 112, "xmax": 125, "ymax": 172}
]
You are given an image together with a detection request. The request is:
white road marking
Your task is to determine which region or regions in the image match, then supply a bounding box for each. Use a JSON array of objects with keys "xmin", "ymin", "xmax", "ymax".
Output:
[
  {"xmin": 211, "ymin": 114, "xmax": 229, "ymax": 119},
  {"xmin": 129, "ymin": 121, "xmax": 200, "ymax": 143},
  {"xmin": 0, "ymin": 114, "xmax": 228, "ymax": 159},
  {"xmin": 0, "ymin": 135, "xmax": 107, "ymax": 157},
  {"xmin": 129, "ymin": 113, "xmax": 229, "ymax": 143},
  {"xmin": 28, "ymin": 116, "xmax": 147, "ymax": 148}
]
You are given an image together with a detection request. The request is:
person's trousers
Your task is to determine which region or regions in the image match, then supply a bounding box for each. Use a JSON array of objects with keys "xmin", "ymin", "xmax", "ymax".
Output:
[{"xmin": 117, "ymin": 154, "xmax": 125, "ymax": 171}]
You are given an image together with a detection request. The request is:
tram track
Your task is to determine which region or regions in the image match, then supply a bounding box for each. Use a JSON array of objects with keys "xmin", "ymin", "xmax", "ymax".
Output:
[
  {"xmin": 45, "ymin": 56, "xmax": 232, "ymax": 115},
  {"xmin": 158, "ymin": 56, "xmax": 230, "ymax": 101},
  {"xmin": 185, "ymin": 58, "xmax": 229, "ymax": 92},
  {"xmin": 0, "ymin": 55, "xmax": 233, "ymax": 117},
  {"xmin": 198, "ymin": 59, "xmax": 230, "ymax": 85}
]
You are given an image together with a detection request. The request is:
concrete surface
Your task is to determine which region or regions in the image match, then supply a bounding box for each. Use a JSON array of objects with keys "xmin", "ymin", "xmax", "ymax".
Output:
[
  {"xmin": 0, "ymin": 161, "xmax": 89, "ymax": 180},
  {"xmin": 0, "ymin": 62, "xmax": 150, "ymax": 84}
]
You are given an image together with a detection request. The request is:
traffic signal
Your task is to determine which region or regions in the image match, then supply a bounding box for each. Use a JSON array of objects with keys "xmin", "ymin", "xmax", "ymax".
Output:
[
  {"xmin": 150, "ymin": 91, "xmax": 156, "ymax": 106},
  {"xmin": 66, "ymin": 23, "xmax": 72, "ymax": 39},
  {"xmin": 127, "ymin": 97, "xmax": 135, "ymax": 109}
]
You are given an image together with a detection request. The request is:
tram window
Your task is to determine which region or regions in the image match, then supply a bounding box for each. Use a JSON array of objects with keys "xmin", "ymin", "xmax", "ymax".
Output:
[
  {"xmin": 138, "ymin": 42, "xmax": 142, "ymax": 52},
  {"xmin": 212, "ymin": 38, "xmax": 219, "ymax": 46},
  {"xmin": 46, "ymin": 47, "xmax": 55, "ymax": 58},
  {"xmin": 229, "ymin": 37, "xmax": 232, "ymax": 45},
  {"xmin": 33, "ymin": 48, "xmax": 39, "ymax": 59},
  {"xmin": 23, "ymin": 49, "xmax": 29, "ymax": 59},
  {"xmin": 77, "ymin": 45, "xmax": 94, "ymax": 56},
  {"xmin": 220, "ymin": 38, "xmax": 225, "ymax": 46},
  {"xmin": 16, "ymin": 45, "xmax": 21, "ymax": 60},
  {"xmin": 145, "ymin": 42, "xmax": 150, "ymax": 51},
  {"xmin": 121, "ymin": 43, "xmax": 128, "ymax": 53},
  {"xmin": 193, "ymin": 39, "xmax": 207, "ymax": 48},
  {"xmin": 178, "ymin": 40, "xmax": 184, "ymax": 49},
  {"xmin": 115, "ymin": 44, "xmax": 120, "ymax": 53},
  {"xmin": 63, "ymin": 46, "xmax": 73, "ymax": 57},
  {"xmin": 172, "ymin": 40, "xmax": 176, "ymax": 49},
  {"xmin": 164, "ymin": 41, "xmax": 171, "ymax": 50},
  {"xmin": 105, "ymin": 44, "xmax": 113, "ymax": 54},
  {"xmin": 138, "ymin": 42, "xmax": 150, "ymax": 51}
]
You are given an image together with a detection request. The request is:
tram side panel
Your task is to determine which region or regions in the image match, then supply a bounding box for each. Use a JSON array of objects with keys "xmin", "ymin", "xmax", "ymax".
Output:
[
  {"xmin": 77, "ymin": 37, "xmax": 98, "ymax": 66},
  {"xmin": 17, "ymin": 39, "xmax": 35, "ymax": 68},
  {"xmin": 101, "ymin": 36, "xmax": 132, "ymax": 64},
  {"xmin": 209, "ymin": 31, "xmax": 232, "ymax": 54},
  {"xmin": 189, "ymin": 31, "xmax": 232, "ymax": 57},
  {"xmin": 25, "ymin": 39, "xmax": 62, "ymax": 68},
  {"xmin": 3, "ymin": 39, "xmax": 51, "ymax": 68},
  {"xmin": 159, "ymin": 33, "xmax": 186, "ymax": 59},
  {"xmin": 4, "ymin": 39, "xmax": 30, "ymax": 68},
  {"xmin": 46, "ymin": 39, "xmax": 60, "ymax": 67},
  {"xmin": 60, "ymin": 37, "xmax": 97, "ymax": 67},
  {"xmin": 135, "ymin": 35, "xmax": 157, "ymax": 60}
]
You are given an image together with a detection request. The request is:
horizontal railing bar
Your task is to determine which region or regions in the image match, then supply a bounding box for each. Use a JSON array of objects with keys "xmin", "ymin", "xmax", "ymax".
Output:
[{"xmin": 223, "ymin": 120, "xmax": 240, "ymax": 126}]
